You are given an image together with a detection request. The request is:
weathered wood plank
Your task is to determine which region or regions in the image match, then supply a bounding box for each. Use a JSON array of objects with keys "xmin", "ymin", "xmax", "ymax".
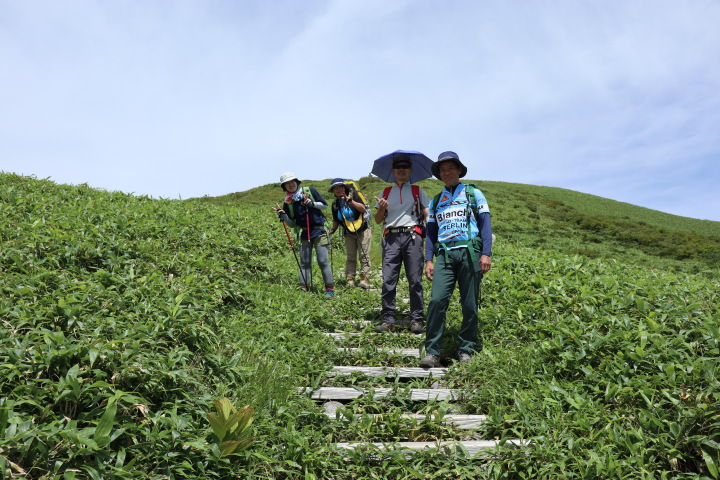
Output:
[
  {"xmin": 400, "ymin": 414, "xmax": 488, "ymax": 429},
  {"xmin": 299, "ymin": 387, "xmax": 458, "ymax": 401},
  {"xmin": 336, "ymin": 347, "xmax": 420, "ymax": 357},
  {"xmin": 324, "ymin": 412, "xmax": 487, "ymax": 429},
  {"xmin": 325, "ymin": 332, "xmax": 422, "ymax": 339},
  {"xmin": 330, "ymin": 366, "xmax": 446, "ymax": 378},
  {"xmin": 324, "ymin": 332, "xmax": 362, "ymax": 339},
  {"xmin": 335, "ymin": 439, "xmax": 527, "ymax": 456}
]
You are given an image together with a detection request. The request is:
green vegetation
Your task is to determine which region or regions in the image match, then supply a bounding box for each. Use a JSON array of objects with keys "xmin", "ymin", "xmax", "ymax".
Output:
[
  {"xmin": 1, "ymin": 172, "xmax": 718, "ymax": 478},
  {"xmin": 207, "ymin": 176, "xmax": 720, "ymax": 275}
]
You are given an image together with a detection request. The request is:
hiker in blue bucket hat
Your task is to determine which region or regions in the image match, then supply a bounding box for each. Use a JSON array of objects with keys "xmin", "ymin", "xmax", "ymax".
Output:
[
  {"xmin": 419, "ymin": 151, "xmax": 493, "ymax": 368},
  {"xmin": 327, "ymin": 178, "xmax": 372, "ymax": 290}
]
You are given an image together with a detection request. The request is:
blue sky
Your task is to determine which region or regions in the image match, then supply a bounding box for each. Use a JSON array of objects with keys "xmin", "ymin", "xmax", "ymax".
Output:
[{"xmin": 2, "ymin": 0, "xmax": 719, "ymax": 221}]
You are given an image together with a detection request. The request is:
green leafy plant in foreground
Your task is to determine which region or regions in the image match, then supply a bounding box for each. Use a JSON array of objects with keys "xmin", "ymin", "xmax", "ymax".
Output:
[{"xmin": 207, "ymin": 398, "xmax": 255, "ymax": 457}]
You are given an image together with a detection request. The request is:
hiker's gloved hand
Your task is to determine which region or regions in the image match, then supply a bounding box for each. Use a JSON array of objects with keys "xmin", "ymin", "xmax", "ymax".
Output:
[
  {"xmin": 272, "ymin": 204, "xmax": 287, "ymax": 220},
  {"xmin": 302, "ymin": 197, "xmax": 313, "ymax": 207}
]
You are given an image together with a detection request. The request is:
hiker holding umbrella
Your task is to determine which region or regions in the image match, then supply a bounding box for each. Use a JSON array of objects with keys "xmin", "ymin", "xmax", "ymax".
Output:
[
  {"xmin": 272, "ymin": 172, "xmax": 335, "ymax": 297},
  {"xmin": 371, "ymin": 150, "xmax": 431, "ymax": 334},
  {"xmin": 328, "ymin": 178, "xmax": 372, "ymax": 290}
]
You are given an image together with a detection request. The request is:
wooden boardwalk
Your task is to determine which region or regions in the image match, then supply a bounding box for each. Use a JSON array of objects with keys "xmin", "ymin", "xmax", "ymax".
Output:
[{"xmin": 299, "ymin": 319, "xmax": 526, "ymax": 456}]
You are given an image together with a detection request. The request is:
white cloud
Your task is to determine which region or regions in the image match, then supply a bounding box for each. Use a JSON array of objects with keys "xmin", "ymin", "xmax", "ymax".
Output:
[{"xmin": 1, "ymin": 0, "xmax": 719, "ymax": 220}]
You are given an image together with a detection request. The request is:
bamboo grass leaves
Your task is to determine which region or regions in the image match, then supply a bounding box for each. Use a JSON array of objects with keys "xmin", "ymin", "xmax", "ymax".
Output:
[{"xmin": 206, "ymin": 398, "xmax": 255, "ymax": 457}]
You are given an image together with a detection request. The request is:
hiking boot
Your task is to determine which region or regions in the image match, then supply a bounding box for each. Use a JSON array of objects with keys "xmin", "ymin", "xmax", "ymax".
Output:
[
  {"xmin": 324, "ymin": 290, "xmax": 335, "ymax": 298},
  {"xmin": 373, "ymin": 322, "xmax": 395, "ymax": 333},
  {"xmin": 346, "ymin": 277, "xmax": 355, "ymax": 287},
  {"xmin": 419, "ymin": 354, "xmax": 441, "ymax": 368},
  {"xmin": 300, "ymin": 284, "xmax": 309, "ymax": 292},
  {"xmin": 457, "ymin": 351, "xmax": 472, "ymax": 364},
  {"xmin": 358, "ymin": 276, "xmax": 370, "ymax": 290},
  {"xmin": 408, "ymin": 321, "xmax": 424, "ymax": 334}
]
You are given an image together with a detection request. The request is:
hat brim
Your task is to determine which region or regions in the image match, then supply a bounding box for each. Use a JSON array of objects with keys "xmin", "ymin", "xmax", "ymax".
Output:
[
  {"xmin": 328, "ymin": 182, "xmax": 347, "ymax": 193},
  {"xmin": 281, "ymin": 178, "xmax": 301, "ymax": 191},
  {"xmin": 432, "ymin": 159, "xmax": 467, "ymax": 180}
]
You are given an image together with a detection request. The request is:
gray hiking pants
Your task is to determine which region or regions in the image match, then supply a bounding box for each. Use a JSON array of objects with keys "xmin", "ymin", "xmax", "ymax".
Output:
[
  {"xmin": 300, "ymin": 235, "xmax": 334, "ymax": 287},
  {"xmin": 345, "ymin": 227, "xmax": 372, "ymax": 280},
  {"xmin": 380, "ymin": 231, "xmax": 425, "ymax": 323}
]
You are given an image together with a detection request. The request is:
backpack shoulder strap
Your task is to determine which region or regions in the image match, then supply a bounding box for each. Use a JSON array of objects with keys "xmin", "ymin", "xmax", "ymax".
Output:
[
  {"xmin": 303, "ymin": 186, "xmax": 316, "ymax": 202},
  {"xmin": 411, "ymin": 185, "xmax": 424, "ymax": 218},
  {"xmin": 464, "ymin": 184, "xmax": 482, "ymax": 227},
  {"xmin": 431, "ymin": 191, "xmax": 442, "ymax": 217},
  {"xmin": 465, "ymin": 184, "xmax": 477, "ymax": 206},
  {"xmin": 382, "ymin": 186, "xmax": 391, "ymax": 200}
]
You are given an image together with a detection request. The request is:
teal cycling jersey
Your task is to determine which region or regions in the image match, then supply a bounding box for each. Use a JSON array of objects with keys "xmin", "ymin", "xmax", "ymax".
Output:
[{"xmin": 428, "ymin": 184, "xmax": 490, "ymax": 244}]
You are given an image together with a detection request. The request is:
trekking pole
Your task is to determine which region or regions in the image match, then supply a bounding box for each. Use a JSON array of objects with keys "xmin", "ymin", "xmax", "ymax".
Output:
[
  {"xmin": 340, "ymin": 207, "xmax": 370, "ymax": 285},
  {"xmin": 327, "ymin": 222, "xmax": 334, "ymax": 273},
  {"xmin": 279, "ymin": 217, "xmax": 308, "ymax": 286},
  {"xmin": 306, "ymin": 208, "xmax": 313, "ymax": 290}
]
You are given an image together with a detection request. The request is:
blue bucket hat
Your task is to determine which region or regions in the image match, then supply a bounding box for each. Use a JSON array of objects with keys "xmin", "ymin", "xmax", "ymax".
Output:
[
  {"xmin": 328, "ymin": 178, "xmax": 347, "ymax": 192},
  {"xmin": 431, "ymin": 151, "xmax": 467, "ymax": 179}
]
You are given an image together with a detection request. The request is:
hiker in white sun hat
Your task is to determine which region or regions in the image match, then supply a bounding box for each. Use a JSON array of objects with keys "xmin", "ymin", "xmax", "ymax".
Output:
[{"xmin": 272, "ymin": 172, "xmax": 335, "ymax": 297}]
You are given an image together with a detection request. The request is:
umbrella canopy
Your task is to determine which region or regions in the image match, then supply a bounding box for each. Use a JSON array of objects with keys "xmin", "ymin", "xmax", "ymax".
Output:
[{"xmin": 371, "ymin": 150, "xmax": 434, "ymax": 183}]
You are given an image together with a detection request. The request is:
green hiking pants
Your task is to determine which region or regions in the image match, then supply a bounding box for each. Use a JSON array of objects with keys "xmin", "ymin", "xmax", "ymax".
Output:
[{"xmin": 425, "ymin": 247, "xmax": 482, "ymax": 356}]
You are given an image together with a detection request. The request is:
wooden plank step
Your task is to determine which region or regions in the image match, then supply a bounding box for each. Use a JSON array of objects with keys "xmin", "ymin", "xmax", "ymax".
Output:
[
  {"xmin": 400, "ymin": 414, "xmax": 488, "ymax": 429},
  {"xmin": 299, "ymin": 387, "xmax": 459, "ymax": 401},
  {"xmin": 325, "ymin": 332, "xmax": 422, "ymax": 339},
  {"xmin": 325, "ymin": 412, "xmax": 487, "ymax": 429},
  {"xmin": 330, "ymin": 366, "xmax": 446, "ymax": 378},
  {"xmin": 337, "ymin": 347, "xmax": 420, "ymax": 357},
  {"xmin": 335, "ymin": 439, "xmax": 526, "ymax": 456}
]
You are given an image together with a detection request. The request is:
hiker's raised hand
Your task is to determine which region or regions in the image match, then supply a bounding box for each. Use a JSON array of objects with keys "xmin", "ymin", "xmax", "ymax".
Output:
[
  {"xmin": 375, "ymin": 195, "xmax": 388, "ymax": 209},
  {"xmin": 302, "ymin": 196, "xmax": 313, "ymax": 207},
  {"xmin": 272, "ymin": 203, "xmax": 285, "ymax": 217}
]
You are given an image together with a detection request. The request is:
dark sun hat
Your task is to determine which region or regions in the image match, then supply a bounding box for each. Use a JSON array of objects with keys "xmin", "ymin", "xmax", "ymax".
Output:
[
  {"xmin": 328, "ymin": 178, "xmax": 347, "ymax": 192},
  {"xmin": 431, "ymin": 151, "xmax": 467, "ymax": 179}
]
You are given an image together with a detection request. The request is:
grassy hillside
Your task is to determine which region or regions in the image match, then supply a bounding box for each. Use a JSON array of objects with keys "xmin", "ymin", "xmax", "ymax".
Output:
[
  {"xmin": 204, "ymin": 176, "xmax": 720, "ymax": 275},
  {"xmin": 1, "ymin": 172, "xmax": 719, "ymax": 479}
]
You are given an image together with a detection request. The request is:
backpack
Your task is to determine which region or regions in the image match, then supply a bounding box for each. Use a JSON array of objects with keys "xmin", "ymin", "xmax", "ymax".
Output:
[
  {"xmin": 382, "ymin": 184, "xmax": 426, "ymax": 237},
  {"xmin": 344, "ymin": 180, "xmax": 371, "ymax": 224},
  {"xmin": 334, "ymin": 181, "xmax": 368, "ymax": 234}
]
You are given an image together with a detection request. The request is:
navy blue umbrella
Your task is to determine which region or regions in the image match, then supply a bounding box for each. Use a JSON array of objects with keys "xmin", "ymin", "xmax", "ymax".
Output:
[{"xmin": 371, "ymin": 150, "xmax": 434, "ymax": 183}]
